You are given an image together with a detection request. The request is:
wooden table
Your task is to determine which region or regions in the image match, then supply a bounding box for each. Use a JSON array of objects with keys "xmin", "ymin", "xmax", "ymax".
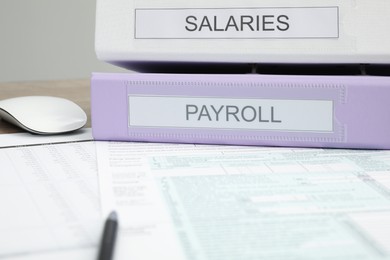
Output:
[{"xmin": 0, "ymin": 79, "xmax": 90, "ymax": 134}]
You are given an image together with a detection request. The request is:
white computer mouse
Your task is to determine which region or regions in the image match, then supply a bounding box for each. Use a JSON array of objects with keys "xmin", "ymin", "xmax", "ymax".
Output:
[{"xmin": 0, "ymin": 96, "xmax": 87, "ymax": 135}]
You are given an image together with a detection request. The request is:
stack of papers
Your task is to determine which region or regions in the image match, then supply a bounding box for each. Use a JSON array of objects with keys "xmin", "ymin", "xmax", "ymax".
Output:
[{"xmin": 2, "ymin": 130, "xmax": 390, "ymax": 259}]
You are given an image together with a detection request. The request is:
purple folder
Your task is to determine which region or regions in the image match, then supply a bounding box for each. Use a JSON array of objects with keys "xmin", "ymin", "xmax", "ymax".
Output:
[{"xmin": 91, "ymin": 72, "xmax": 390, "ymax": 149}]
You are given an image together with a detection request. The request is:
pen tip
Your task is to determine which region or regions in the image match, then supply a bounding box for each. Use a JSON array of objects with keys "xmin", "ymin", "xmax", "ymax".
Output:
[{"xmin": 108, "ymin": 211, "xmax": 118, "ymax": 221}]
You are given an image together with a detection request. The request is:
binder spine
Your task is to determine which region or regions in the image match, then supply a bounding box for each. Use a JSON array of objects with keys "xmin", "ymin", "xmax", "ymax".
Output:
[
  {"xmin": 96, "ymin": 0, "xmax": 390, "ymax": 66},
  {"xmin": 91, "ymin": 73, "xmax": 390, "ymax": 149}
]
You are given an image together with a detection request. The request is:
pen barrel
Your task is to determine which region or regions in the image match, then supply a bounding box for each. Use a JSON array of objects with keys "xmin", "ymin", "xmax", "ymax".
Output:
[{"xmin": 98, "ymin": 220, "xmax": 118, "ymax": 260}]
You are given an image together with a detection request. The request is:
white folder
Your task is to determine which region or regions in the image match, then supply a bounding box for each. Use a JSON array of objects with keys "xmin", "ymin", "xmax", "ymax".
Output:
[{"xmin": 95, "ymin": 0, "xmax": 390, "ymax": 68}]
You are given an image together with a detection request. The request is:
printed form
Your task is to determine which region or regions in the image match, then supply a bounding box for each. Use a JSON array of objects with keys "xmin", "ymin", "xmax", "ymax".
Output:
[
  {"xmin": 0, "ymin": 131, "xmax": 100, "ymax": 260},
  {"xmin": 96, "ymin": 142, "xmax": 390, "ymax": 260}
]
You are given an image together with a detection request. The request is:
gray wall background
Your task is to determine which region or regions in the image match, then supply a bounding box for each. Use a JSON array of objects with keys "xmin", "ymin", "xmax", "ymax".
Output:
[{"xmin": 0, "ymin": 0, "xmax": 124, "ymax": 82}]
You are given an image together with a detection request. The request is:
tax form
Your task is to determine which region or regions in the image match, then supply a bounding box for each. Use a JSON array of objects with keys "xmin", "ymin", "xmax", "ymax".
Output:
[
  {"xmin": 0, "ymin": 130, "xmax": 100, "ymax": 260},
  {"xmin": 96, "ymin": 141, "xmax": 390, "ymax": 260}
]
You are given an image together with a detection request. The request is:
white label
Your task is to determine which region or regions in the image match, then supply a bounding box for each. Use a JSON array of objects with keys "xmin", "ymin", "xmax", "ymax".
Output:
[
  {"xmin": 135, "ymin": 7, "xmax": 339, "ymax": 39},
  {"xmin": 128, "ymin": 96, "xmax": 334, "ymax": 132}
]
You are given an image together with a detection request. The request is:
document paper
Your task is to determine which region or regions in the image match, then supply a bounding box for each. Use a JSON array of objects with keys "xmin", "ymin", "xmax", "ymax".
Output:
[
  {"xmin": 0, "ymin": 132, "xmax": 100, "ymax": 260},
  {"xmin": 97, "ymin": 142, "xmax": 390, "ymax": 260}
]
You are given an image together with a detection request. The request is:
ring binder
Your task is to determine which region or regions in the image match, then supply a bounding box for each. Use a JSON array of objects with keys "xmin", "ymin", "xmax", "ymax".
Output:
[
  {"xmin": 95, "ymin": 1, "xmax": 390, "ymax": 70},
  {"xmin": 91, "ymin": 72, "xmax": 390, "ymax": 149}
]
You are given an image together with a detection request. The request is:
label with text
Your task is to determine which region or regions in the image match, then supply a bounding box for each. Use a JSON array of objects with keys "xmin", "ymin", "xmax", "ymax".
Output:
[
  {"xmin": 128, "ymin": 96, "xmax": 334, "ymax": 132},
  {"xmin": 134, "ymin": 7, "xmax": 339, "ymax": 39}
]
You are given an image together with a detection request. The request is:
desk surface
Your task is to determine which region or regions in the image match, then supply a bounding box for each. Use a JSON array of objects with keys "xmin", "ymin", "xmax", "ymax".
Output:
[{"xmin": 0, "ymin": 79, "xmax": 90, "ymax": 134}]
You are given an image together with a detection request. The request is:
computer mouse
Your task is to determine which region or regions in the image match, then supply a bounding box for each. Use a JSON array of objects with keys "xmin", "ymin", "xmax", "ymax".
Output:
[{"xmin": 0, "ymin": 96, "xmax": 87, "ymax": 135}]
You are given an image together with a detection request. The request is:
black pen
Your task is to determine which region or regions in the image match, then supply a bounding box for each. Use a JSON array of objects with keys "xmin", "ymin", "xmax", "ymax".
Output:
[{"xmin": 98, "ymin": 211, "xmax": 119, "ymax": 260}]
